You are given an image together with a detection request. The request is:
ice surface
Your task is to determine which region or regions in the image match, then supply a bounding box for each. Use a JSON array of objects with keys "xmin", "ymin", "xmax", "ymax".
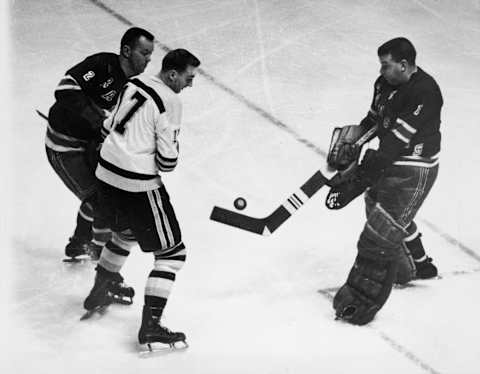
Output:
[{"xmin": 3, "ymin": 1, "xmax": 480, "ymax": 373}]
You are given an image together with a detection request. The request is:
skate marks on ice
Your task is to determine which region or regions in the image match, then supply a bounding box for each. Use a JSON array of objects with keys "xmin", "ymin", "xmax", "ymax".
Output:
[
  {"xmin": 316, "ymin": 289, "xmax": 443, "ymax": 374},
  {"xmin": 316, "ymin": 268, "xmax": 480, "ymax": 374},
  {"xmin": 137, "ymin": 341, "xmax": 189, "ymax": 358}
]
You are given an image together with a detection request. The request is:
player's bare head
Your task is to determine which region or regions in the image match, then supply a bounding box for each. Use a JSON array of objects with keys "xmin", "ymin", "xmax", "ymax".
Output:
[
  {"xmin": 377, "ymin": 37, "xmax": 416, "ymax": 85},
  {"xmin": 120, "ymin": 27, "xmax": 155, "ymax": 77},
  {"xmin": 160, "ymin": 49, "xmax": 201, "ymax": 93}
]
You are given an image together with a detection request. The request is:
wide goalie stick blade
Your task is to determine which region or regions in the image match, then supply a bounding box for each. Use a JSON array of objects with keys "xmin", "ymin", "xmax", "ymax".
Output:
[
  {"xmin": 210, "ymin": 125, "xmax": 378, "ymax": 235},
  {"xmin": 210, "ymin": 171, "xmax": 329, "ymax": 235}
]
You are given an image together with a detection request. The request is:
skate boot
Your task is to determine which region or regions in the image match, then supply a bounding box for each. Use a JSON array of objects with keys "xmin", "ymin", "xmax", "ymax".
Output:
[
  {"xmin": 82, "ymin": 266, "xmax": 134, "ymax": 319},
  {"xmin": 138, "ymin": 306, "xmax": 187, "ymax": 350},
  {"xmin": 404, "ymin": 233, "xmax": 438, "ymax": 280},
  {"xmin": 414, "ymin": 256, "xmax": 438, "ymax": 279},
  {"xmin": 64, "ymin": 236, "xmax": 91, "ymax": 261}
]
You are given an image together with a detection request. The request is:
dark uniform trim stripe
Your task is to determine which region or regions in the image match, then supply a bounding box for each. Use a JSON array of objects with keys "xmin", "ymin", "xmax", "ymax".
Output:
[
  {"xmin": 46, "ymin": 128, "xmax": 88, "ymax": 148},
  {"xmin": 98, "ymin": 156, "xmax": 158, "ymax": 180},
  {"xmin": 105, "ymin": 241, "xmax": 130, "ymax": 256},
  {"xmin": 150, "ymin": 270, "xmax": 176, "ymax": 281},
  {"xmin": 130, "ymin": 78, "xmax": 166, "ymax": 114}
]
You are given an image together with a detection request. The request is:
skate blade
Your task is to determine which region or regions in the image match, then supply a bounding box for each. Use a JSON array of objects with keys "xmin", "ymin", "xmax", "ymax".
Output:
[
  {"xmin": 138, "ymin": 341, "xmax": 188, "ymax": 357},
  {"xmin": 80, "ymin": 305, "xmax": 109, "ymax": 320},
  {"xmin": 63, "ymin": 256, "xmax": 91, "ymax": 264},
  {"xmin": 110, "ymin": 295, "xmax": 133, "ymax": 305}
]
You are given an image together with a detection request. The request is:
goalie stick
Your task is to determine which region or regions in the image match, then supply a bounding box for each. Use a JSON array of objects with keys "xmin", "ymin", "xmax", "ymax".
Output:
[{"xmin": 209, "ymin": 125, "xmax": 377, "ymax": 235}]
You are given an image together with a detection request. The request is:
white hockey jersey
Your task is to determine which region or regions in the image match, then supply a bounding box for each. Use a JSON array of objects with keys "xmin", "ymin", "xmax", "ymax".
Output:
[{"xmin": 96, "ymin": 74, "xmax": 182, "ymax": 192}]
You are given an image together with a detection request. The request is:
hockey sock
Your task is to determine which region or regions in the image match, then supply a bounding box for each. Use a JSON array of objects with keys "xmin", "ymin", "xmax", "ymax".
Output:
[
  {"xmin": 92, "ymin": 219, "xmax": 111, "ymax": 248},
  {"xmin": 73, "ymin": 202, "xmax": 93, "ymax": 240},
  {"xmin": 144, "ymin": 243, "xmax": 186, "ymax": 313},
  {"xmin": 98, "ymin": 231, "xmax": 135, "ymax": 273},
  {"xmin": 404, "ymin": 231, "xmax": 427, "ymax": 262}
]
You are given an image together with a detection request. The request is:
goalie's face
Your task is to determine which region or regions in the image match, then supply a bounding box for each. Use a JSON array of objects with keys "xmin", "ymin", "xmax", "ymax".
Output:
[{"xmin": 378, "ymin": 54, "xmax": 407, "ymax": 85}]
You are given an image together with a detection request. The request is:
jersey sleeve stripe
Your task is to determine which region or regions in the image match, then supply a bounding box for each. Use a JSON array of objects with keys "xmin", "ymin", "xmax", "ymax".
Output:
[
  {"xmin": 56, "ymin": 75, "xmax": 81, "ymax": 91},
  {"xmin": 130, "ymin": 78, "xmax": 166, "ymax": 114},
  {"xmin": 391, "ymin": 128, "xmax": 410, "ymax": 143},
  {"xmin": 396, "ymin": 118, "xmax": 417, "ymax": 134},
  {"xmin": 155, "ymin": 153, "xmax": 177, "ymax": 171}
]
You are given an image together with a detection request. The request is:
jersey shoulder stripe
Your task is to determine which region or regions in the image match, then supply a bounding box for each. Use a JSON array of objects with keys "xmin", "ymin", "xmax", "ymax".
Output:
[{"xmin": 130, "ymin": 78, "xmax": 166, "ymax": 114}]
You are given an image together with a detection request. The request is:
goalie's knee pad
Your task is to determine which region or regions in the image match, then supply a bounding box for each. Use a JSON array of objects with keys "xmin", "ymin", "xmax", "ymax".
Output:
[
  {"xmin": 358, "ymin": 203, "xmax": 408, "ymax": 259},
  {"xmin": 333, "ymin": 253, "xmax": 397, "ymax": 325}
]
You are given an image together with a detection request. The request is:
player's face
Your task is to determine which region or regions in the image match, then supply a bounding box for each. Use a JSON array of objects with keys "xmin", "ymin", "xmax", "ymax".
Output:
[
  {"xmin": 172, "ymin": 65, "xmax": 198, "ymax": 93},
  {"xmin": 129, "ymin": 36, "xmax": 154, "ymax": 75},
  {"xmin": 378, "ymin": 54, "xmax": 404, "ymax": 85}
]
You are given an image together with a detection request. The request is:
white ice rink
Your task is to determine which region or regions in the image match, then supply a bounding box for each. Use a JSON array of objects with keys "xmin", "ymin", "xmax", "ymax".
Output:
[{"xmin": 3, "ymin": 1, "xmax": 480, "ymax": 373}]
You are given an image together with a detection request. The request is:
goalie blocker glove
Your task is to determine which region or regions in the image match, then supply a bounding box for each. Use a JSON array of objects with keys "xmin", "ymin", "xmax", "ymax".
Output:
[{"xmin": 326, "ymin": 149, "xmax": 391, "ymax": 210}]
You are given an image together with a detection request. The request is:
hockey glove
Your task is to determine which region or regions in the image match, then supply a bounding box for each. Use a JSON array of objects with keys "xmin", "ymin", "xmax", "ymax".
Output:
[
  {"xmin": 327, "ymin": 125, "xmax": 364, "ymax": 171},
  {"xmin": 325, "ymin": 149, "xmax": 391, "ymax": 210}
]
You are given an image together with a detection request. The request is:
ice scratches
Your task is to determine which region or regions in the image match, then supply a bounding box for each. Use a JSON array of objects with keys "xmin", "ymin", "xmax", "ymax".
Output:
[{"xmin": 317, "ymin": 267, "xmax": 480, "ymax": 374}]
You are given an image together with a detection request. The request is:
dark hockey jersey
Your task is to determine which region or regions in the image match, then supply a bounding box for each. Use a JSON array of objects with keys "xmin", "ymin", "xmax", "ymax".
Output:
[
  {"xmin": 360, "ymin": 67, "xmax": 443, "ymax": 167},
  {"xmin": 46, "ymin": 52, "xmax": 128, "ymax": 152}
]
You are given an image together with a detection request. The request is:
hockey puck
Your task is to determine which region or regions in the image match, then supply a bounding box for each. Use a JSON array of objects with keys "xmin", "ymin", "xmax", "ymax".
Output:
[{"xmin": 233, "ymin": 197, "xmax": 247, "ymax": 210}]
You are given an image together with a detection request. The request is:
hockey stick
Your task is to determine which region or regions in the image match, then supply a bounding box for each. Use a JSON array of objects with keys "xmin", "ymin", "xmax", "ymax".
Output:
[
  {"xmin": 36, "ymin": 109, "xmax": 48, "ymax": 121},
  {"xmin": 209, "ymin": 125, "xmax": 378, "ymax": 236}
]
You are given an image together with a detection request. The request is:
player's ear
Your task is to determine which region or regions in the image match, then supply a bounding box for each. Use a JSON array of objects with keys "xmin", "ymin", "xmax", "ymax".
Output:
[
  {"xmin": 168, "ymin": 70, "xmax": 178, "ymax": 82},
  {"xmin": 400, "ymin": 59, "xmax": 408, "ymax": 72},
  {"xmin": 121, "ymin": 45, "xmax": 131, "ymax": 58}
]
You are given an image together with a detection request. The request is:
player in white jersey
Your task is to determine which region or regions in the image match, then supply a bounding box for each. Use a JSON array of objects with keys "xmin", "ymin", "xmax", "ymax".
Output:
[{"xmin": 83, "ymin": 49, "xmax": 200, "ymax": 350}]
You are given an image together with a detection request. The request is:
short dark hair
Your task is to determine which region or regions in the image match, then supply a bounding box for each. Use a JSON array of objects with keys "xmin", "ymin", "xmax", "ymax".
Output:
[
  {"xmin": 161, "ymin": 49, "xmax": 201, "ymax": 73},
  {"xmin": 377, "ymin": 37, "xmax": 416, "ymax": 65},
  {"xmin": 120, "ymin": 27, "xmax": 154, "ymax": 49}
]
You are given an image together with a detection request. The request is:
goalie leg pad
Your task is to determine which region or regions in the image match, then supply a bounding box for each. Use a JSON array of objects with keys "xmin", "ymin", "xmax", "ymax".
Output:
[
  {"xmin": 334, "ymin": 203, "xmax": 409, "ymax": 325},
  {"xmin": 333, "ymin": 253, "xmax": 398, "ymax": 325}
]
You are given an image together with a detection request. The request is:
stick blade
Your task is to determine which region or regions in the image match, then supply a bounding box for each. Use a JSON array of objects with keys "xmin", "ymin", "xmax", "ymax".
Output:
[{"xmin": 210, "ymin": 206, "xmax": 266, "ymax": 235}]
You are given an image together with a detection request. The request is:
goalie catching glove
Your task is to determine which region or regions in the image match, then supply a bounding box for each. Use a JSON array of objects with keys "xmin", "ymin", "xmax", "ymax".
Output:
[
  {"xmin": 327, "ymin": 125, "xmax": 365, "ymax": 171},
  {"xmin": 326, "ymin": 149, "xmax": 391, "ymax": 209}
]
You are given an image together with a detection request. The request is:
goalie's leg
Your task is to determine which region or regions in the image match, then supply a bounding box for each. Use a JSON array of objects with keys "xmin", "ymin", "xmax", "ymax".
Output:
[{"xmin": 333, "ymin": 203, "xmax": 406, "ymax": 325}]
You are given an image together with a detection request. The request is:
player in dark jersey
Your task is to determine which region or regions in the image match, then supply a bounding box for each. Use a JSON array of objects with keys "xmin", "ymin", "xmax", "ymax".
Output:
[
  {"xmin": 325, "ymin": 37, "xmax": 442, "ymax": 325},
  {"xmin": 45, "ymin": 27, "xmax": 154, "ymax": 261}
]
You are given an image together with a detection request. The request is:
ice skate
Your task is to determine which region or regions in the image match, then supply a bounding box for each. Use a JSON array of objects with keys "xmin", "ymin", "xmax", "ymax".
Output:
[
  {"xmin": 81, "ymin": 266, "xmax": 135, "ymax": 320},
  {"xmin": 64, "ymin": 236, "xmax": 92, "ymax": 263},
  {"xmin": 415, "ymin": 256, "xmax": 438, "ymax": 279},
  {"xmin": 138, "ymin": 306, "xmax": 188, "ymax": 354}
]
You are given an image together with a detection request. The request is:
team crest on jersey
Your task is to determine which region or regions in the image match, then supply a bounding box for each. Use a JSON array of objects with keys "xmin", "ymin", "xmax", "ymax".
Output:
[
  {"xmin": 83, "ymin": 71, "xmax": 95, "ymax": 81},
  {"xmin": 383, "ymin": 117, "xmax": 391, "ymax": 128},
  {"xmin": 101, "ymin": 78, "xmax": 114, "ymax": 88},
  {"xmin": 101, "ymin": 90, "xmax": 117, "ymax": 101},
  {"xmin": 413, "ymin": 104, "xmax": 423, "ymax": 116},
  {"xmin": 413, "ymin": 143, "xmax": 424, "ymax": 156}
]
